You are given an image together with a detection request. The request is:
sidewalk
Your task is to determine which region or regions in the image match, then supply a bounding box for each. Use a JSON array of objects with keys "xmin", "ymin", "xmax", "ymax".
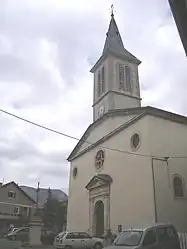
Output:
[{"xmin": 0, "ymin": 239, "xmax": 54, "ymax": 249}]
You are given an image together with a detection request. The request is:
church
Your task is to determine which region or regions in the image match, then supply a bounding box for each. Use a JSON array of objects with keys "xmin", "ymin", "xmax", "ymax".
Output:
[{"xmin": 67, "ymin": 11, "xmax": 187, "ymax": 235}]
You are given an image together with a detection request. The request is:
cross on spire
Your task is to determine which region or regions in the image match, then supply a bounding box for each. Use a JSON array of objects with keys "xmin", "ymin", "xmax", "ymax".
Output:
[{"xmin": 111, "ymin": 4, "xmax": 114, "ymax": 17}]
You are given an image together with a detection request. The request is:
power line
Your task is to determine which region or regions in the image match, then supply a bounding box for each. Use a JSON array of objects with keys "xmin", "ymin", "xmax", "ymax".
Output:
[{"xmin": 0, "ymin": 108, "xmax": 187, "ymax": 159}]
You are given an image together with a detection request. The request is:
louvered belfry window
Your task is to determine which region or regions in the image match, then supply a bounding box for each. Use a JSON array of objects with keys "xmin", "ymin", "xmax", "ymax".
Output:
[
  {"xmin": 118, "ymin": 64, "xmax": 132, "ymax": 93},
  {"xmin": 125, "ymin": 66, "xmax": 132, "ymax": 93},
  {"xmin": 98, "ymin": 66, "xmax": 105, "ymax": 97}
]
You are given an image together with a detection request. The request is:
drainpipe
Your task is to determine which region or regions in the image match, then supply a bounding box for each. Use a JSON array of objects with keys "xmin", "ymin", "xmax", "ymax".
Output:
[{"xmin": 151, "ymin": 157, "xmax": 169, "ymax": 223}]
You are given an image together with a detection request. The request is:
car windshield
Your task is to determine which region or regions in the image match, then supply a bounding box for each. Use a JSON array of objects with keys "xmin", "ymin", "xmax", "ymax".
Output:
[
  {"xmin": 8, "ymin": 228, "xmax": 18, "ymax": 233},
  {"xmin": 57, "ymin": 232, "xmax": 66, "ymax": 238},
  {"xmin": 114, "ymin": 230, "xmax": 143, "ymax": 246}
]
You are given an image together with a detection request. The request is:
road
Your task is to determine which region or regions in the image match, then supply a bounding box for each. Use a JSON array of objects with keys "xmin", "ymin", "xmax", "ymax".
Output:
[
  {"xmin": 0, "ymin": 238, "xmax": 55, "ymax": 249},
  {"xmin": 0, "ymin": 238, "xmax": 22, "ymax": 249}
]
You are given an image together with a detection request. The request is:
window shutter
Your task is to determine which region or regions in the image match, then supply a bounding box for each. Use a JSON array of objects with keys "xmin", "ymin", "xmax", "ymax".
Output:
[
  {"xmin": 101, "ymin": 66, "xmax": 105, "ymax": 93},
  {"xmin": 125, "ymin": 66, "xmax": 132, "ymax": 93},
  {"xmin": 98, "ymin": 71, "xmax": 101, "ymax": 96},
  {"xmin": 119, "ymin": 64, "xmax": 124, "ymax": 89}
]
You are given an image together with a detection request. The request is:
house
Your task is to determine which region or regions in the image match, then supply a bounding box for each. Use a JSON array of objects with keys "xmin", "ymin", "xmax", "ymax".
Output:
[
  {"xmin": 0, "ymin": 181, "xmax": 36, "ymax": 235},
  {"xmin": 67, "ymin": 11, "xmax": 187, "ymax": 237},
  {"xmin": 20, "ymin": 185, "xmax": 68, "ymax": 208}
]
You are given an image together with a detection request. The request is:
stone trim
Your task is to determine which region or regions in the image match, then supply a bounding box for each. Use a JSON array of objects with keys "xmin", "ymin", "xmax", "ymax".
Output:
[
  {"xmin": 68, "ymin": 113, "xmax": 144, "ymax": 161},
  {"xmin": 92, "ymin": 90, "xmax": 141, "ymax": 107},
  {"xmin": 90, "ymin": 49, "xmax": 141, "ymax": 73},
  {"xmin": 67, "ymin": 106, "xmax": 187, "ymax": 162},
  {"xmin": 89, "ymin": 187, "xmax": 111, "ymax": 236}
]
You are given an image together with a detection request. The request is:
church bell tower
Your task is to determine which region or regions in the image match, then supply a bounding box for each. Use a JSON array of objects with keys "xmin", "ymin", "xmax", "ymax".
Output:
[{"xmin": 90, "ymin": 10, "xmax": 142, "ymax": 121}]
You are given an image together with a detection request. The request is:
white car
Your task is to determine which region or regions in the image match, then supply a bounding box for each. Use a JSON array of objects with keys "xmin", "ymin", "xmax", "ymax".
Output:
[{"xmin": 54, "ymin": 231, "xmax": 104, "ymax": 249}]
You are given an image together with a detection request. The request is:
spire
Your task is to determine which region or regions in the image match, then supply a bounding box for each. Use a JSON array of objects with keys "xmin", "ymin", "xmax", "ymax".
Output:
[
  {"xmin": 102, "ymin": 9, "xmax": 140, "ymax": 64},
  {"xmin": 90, "ymin": 8, "xmax": 141, "ymax": 73},
  {"xmin": 103, "ymin": 12, "xmax": 125, "ymax": 55}
]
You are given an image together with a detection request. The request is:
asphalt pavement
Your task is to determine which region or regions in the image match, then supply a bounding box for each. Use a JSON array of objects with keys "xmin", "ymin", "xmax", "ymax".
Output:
[{"xmin": 0, "ymin": 238, "xmax": 55, "ymax": 249}]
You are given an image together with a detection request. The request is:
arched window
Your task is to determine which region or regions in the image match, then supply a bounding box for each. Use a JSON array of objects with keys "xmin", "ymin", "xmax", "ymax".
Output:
[
  {"xmin": 97, "ymin": 66, "xmax": 105, "ymax": 97},
  {"xmin": 101, "ymin": 66, "xmax": 105, "ymax": 93},
  {"xmin": 97, "ymin": 71, "xmax": 101, "ymax": 96},
  {"xmin": 173, "ymin": 175, "xmax": 184, "ymax": 198},
  {"xmin": 125, "ymin": 66, "xmax": 132, "ymax": 93}
]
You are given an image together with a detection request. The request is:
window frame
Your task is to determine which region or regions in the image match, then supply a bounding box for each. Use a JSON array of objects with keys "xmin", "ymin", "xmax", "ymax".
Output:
[
  {"xmin": 101, "ymin": 66, "xmax": 105, "ymax": 93},
  {"xmin": 78, "ymin": 232, "xmax": 92, "ymax": 239},
  {"xmin": 97, "ymin": 71, "xmax": 101, "ymax": 97},
  {"xmin": 119, "ymin": 64, "xmax": 125, "ymax": 89},
  {"xmin": 95, "ymin": 149, "xmax": 105, "ymax": 170},
  {"xmin": 8, "ymin": 191, "xmax": 16, "ymax": 199},
  {"xmin": 156, "ymin": 227, "xmax": 169, "ymax": 243},
  {"xmin": 125, "ymin": 65, "xmax": 132, "ymax": 93},
  {"xmin": 66, "ymin": 232, "xmax": 79, "ymax": 239},
  {"xmin": 72, "ymin": 167, "xmax": 78, "ymax": 179},
  {"xmin": 117, "ymin": 64, "xmax": 132, "ymax": 93},
  {"xmin": 97, "ymin": 66, "xmax": 105, "ymax": 97},
  {"xmin": 13, "ymin": 206, "xmax": 20, "ymax": 215},
  {"xmin": 173, "ymin": 174, "xmax": 185, "ymax": 199},
  {"xmin": 142, "ymin": 229, "xmax": 157, "ymax": 247}
]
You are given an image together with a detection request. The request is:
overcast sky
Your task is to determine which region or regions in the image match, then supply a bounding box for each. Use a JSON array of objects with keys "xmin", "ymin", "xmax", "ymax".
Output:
[{"xmin": 0, "ymin": 0, "xmax": 186, "ymax": 193}]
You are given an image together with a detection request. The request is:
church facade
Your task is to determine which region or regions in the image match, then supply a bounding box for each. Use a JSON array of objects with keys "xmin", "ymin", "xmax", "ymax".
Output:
[{"xmin": 67, "ymin": 13, "xmax": 187, "ymax": 235}]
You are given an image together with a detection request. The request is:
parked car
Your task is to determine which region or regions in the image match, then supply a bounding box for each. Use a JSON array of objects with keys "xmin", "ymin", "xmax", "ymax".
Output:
[
  {"xmin": 54, "ymin": 231, "xmax": 104, "ymax": 249},
  {"xmin": 6, "ymin": 227, "xmax": 29, "ymax": 242},
  {"xmin": 104, "ymin": 223, "xmax": 180, "ymax": 249}
]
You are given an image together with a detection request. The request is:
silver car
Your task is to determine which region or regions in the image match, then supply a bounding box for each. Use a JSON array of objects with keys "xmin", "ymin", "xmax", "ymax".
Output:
[
  {"xmin": 54, "ymin": 231, "xmax": 104, "ymax": 249},
  {"xmin": 104, "ymin": 223, "xmax": 181, "ymax": 249}
]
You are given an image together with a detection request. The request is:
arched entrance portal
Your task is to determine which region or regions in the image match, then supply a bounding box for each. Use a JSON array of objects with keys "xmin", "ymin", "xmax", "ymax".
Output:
[{"xmin": 94, "ymin": 200, "xmax": 104, "ymax": 237}]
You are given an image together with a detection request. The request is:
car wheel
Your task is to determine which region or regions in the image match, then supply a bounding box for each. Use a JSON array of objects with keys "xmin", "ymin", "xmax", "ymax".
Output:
[
  {"xmin": 11, "ymin": 236, "xmax": 16, "ymax": 241},
  {"xmin": 94, "ymin": 242, "xmax": 103, "ymax": 249},
  {"xmin": 65, "ymin": 246, "xmax": 72, "ymax": 249}
]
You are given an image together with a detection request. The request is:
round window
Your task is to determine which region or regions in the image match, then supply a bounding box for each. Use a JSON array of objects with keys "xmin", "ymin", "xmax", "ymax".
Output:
[
  {"xmin": 73, "ymin": 167, "xmax": 78, "ymax": 178},
  {"xmin": 131, "ymin": 133, "xmax": 140, "ymax": 149},
  {"xmin": 95, "ymin": 150, "xmax": 105, "ymax": 170}
]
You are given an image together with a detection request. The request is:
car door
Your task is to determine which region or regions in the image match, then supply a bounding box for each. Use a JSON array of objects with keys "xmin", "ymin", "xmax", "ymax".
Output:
[
  {"xmin": 17, "ymin": 228, "xmax": 26, "ymax": 241},
  {"xmin": 14, "ymin": 229, "xmax": 22, "ymax": 240},
  {"xmin": 167, "ymin": 226, "xmax": 181, "ymax": 249},
  {"xmin": 157, "ymin": 226, "xmax": 180, "ymax": 249},
  {"xmin": 142, "ymin": 229, "xmax": 160, "ymax": 249},
  {"xmin": 66, "ymin": 232, "xmax": 82, "ymax": 249},
  {"xmin": 78, "ymin": 232, "xmax": 92, "ymax": 249},
  {"xmin": 156, "ymin": 227, "xmax": 171, "ymax": 249}
]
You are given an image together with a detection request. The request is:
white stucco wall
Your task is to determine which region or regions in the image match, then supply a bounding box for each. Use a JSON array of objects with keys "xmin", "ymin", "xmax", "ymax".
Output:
[
  {"xmin": 67, "ymin": 116, "xmax": 155, "ymax": 233},
  {"xmin": 78, "ymin": 114, "xmax": 136, "ymax": 153},
  {"xmin": 147, "ymin": 115, "xmax": 187, "ymax": 232},
  {"xmin": 67, "ymin": 113, "xmax": 187, "ymax": 234}
]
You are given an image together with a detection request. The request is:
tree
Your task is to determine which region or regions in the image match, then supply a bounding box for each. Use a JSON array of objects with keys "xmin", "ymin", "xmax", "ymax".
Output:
[{"xmin": 42, "ymin": 189, "xmax": 67, "ymax": 232}]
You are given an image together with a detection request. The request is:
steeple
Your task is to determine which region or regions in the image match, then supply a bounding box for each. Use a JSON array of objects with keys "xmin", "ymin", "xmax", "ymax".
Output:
[
  {"xmin": 102, "ymin": 12, "xmax": 140, "ymax": 64},
  {"xmin": 91, "ymin": 9, "xmax": 142, "ymax": 121},
  {"xmin": 103, "ymin": 12, "xmax": 125, "ymax": 55}
]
